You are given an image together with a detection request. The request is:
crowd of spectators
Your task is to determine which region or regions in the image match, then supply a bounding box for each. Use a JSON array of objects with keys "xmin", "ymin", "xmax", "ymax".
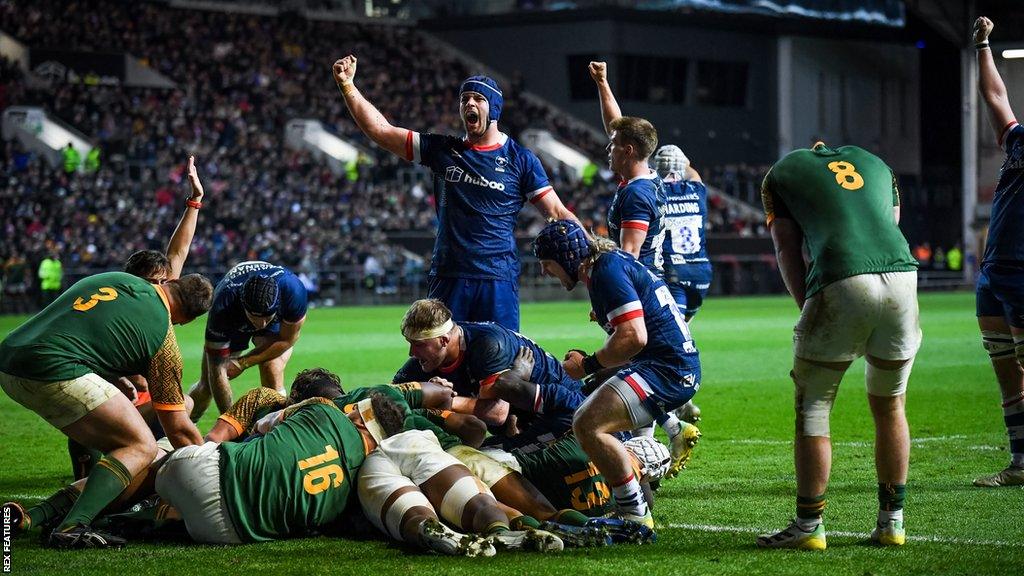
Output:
[{"xmin": 0, "ymin": 0, "xmax": 765, "ymax": 308}]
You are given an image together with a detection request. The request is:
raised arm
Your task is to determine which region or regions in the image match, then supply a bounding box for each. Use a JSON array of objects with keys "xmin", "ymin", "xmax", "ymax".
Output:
[
  {"xmin": 165, "ymin": 155, "xmax": 204, "ymax": 279},
  {"xmin": 333, "ymin": 55, "xmax": 411, "ymax": 159},
  {"xmin": 589, "ymin": 61, "xmax": 622, "ymax": 136},
  {"xmin": 975, "ymin": 17, "xmax": 1017, "ymax": 143}
]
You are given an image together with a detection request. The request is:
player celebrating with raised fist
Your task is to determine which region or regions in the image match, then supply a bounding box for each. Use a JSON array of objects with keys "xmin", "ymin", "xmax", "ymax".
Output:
[
  {"xmin": 533, "ymin": 220, "xmax": 702, "ymax": 529},
  {"xmin": 332, "ymin": 55, "xmax": 577, "ymax": 331},
  {"xmin": 970, "ymin": 16, "xmax": 1024, "ymax": 489}
]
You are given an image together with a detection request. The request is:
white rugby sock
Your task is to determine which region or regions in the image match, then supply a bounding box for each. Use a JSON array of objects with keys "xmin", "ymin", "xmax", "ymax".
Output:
[{"xmin": 611, "ymin": 474, "xmax": 648, "ymax": 517}]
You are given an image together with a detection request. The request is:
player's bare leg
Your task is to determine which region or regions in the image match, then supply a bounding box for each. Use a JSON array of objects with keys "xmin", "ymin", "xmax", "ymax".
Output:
[
  {"xmin": 251, "ymin": 336, "xmax": 291, "ymax": 395},
  {"xmin": 759, "ymin": 357, "xmax": 849, "ymax": 550},
  {"xmin": 974, "ymin": 316, "xmax": 1024, "ymax": 487},
  {"xmin": 419, "ymin": 465, "xmax": 562, "ymax": 552},
  {"xmin": 573, "ymin": 385, "xmax": 651, "ymax": 527},
  {"xmin": 47, "ymin": 395, "xmax": 158, "ymax": 548},
  {"xmin": 865, "ymin": 354, "xmax": 911, "ymax": 545}
]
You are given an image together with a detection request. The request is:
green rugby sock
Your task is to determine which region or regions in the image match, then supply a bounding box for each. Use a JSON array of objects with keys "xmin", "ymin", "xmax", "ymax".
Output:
[
  {"xmin": 510, "ymin": 515, "xmax": 542, "ymax": 530},
  {"xmin": 58, "ymin": 455, "xmax": 132, "ymax": 530},
  {"xmin": 796, "ymin": 494, "xmax": 826, "ymax": 523},
  {"xmin": 878, "ymin": 483, "xmax": 906, "ymax": 511},
  {"xmin": 27, "ymin": 486, "xmax": 80, "ymax": 530},
  {"xmin": 553, "ymin": 509, "xmax": 590, "ymax": 527}
]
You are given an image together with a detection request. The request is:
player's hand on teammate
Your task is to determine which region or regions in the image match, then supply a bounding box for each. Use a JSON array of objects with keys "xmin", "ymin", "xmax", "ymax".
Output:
[
  {"xmin": 113, "ymin": 376, "xmax": 140, "ymax": 404},
  {"xmin": 588, "ymin": 61, "xmax": 607, "ymax": 84},
  {"xmin": 333, "ymin": 55, "xmax": 357, "ymax": 87},
  {"xmin": 974, "ymin": 16, "xmax": 993, "ymax": 44},
  {"xmin": 562, "ymin": 350, "xmax": 587, "ymax": 380},
  {"xmin": 506, "ymin": 346, "xmax": 535, "ymax": 383},
  {"xmin": 428, "ymin": 376, "xmax": 454, "ymax": 392},
  {"xmin": 186, "ymin": 155, "xmax": 204, "ymax": 201},
  {"xmin": 226, "ymin": 358, "xmax": 246, "ymax": 378}
]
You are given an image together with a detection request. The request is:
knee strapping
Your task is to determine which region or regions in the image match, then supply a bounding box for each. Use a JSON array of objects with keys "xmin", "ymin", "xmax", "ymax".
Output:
[
  {"xmin": 793, "ymin": 358, "xmax": 844, "ymax": 438},
  {"xmin": 384, "ymin": 490, "xmax": 432, "ymax": 540},
  {"xmin": 439, "ymin": 476, "xmax": 488, "ymax": 530},
  {"xmin": 866, "ymin": 359, "xmax": 914, "ymax": 396},
  {"xmin": 982, "ymin": 331, "xmax": 1015, "ymax": 360}
]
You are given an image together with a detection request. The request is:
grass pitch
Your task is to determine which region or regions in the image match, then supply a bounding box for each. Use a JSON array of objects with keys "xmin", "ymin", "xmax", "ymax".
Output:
[{"xmin": 1, "ymin": 292, "xmax": 1022, "ymax": 575}]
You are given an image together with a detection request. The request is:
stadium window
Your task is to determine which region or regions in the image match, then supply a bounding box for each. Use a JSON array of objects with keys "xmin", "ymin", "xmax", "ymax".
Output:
[
  {"xmin": 615, "ymin": 54, "xmax": 687, "ymax": 104},
  {"xmin": 568, "ymin": 53, "xmax": 599, "ymax": 101},
  {"xmin": 696, "ymin": 60, "xmax": 749, "ymax": 107}
]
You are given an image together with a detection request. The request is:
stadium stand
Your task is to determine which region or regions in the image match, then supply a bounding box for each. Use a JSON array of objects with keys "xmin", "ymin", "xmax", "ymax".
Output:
[{"xmin": 0, "ymin": 0, "xmax": 765, "ymax": 309}]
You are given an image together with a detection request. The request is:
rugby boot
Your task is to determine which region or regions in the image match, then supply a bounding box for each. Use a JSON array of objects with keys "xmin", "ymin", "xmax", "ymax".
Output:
[{"xmin": 756, "ymin": 520, "xmax": 826, "ymax": 550}]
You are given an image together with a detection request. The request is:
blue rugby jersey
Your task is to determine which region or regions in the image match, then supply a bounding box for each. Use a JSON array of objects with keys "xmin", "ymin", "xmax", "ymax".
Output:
[
  {"xmin": 406, "ymin": 131, "xmax": 554, "ymax": 281},
  {"xmin": 205, "ymin": 261, "xmax": 308, "ymax": 353},
  {"xmin": 662, "ymin": 179, "xmax": 713, "ymax": 282},
  {"xmin": 586, "ymin": 250, "xmax": 698, "ymax": 370},
  {"xmin": 393, "ymin": 321, "xmax": 580, "ymax": 401},
  {"xmin": 984, "ymin": 123, "xmax": 1024, "ymax": 264},
  {"xmin": 607, "ymin": 171, "xmax": 667, "ymax": 274}
]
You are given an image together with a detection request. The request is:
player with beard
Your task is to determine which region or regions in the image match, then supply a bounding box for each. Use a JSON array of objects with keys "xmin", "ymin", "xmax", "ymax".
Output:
[{"xmin": 332, "ymin": 56, "xmax": 577, "ymax": 331}]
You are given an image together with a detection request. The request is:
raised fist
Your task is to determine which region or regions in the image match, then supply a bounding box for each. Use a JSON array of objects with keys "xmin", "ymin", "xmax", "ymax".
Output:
[
  {"xmin": 333, "ymin": 55, "xmax": 358, "ymax": 87},
  {"xmin": 974, "ymin": 16, "xmax": 993, "ymax": 44},
  {"xmin": 589, "ymin": 61, "xmax": 607, "ymax": 84}
]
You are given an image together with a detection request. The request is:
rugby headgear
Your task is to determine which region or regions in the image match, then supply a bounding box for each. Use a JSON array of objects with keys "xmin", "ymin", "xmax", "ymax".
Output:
[
  {"xmin": 534, "ymin": 219, "xmax": 591, "ymax": 283},
  {"xmin": 653, "ymin": 144, "xmax": 690, "ymax": 179},
  {"xmin": 624, "ymin": 436, "xmax": 672, "ymax": 482},
  {"xmin": 460, "ymin": 75, "xmax": 503, "ymax": 125},
  {"xmin": 241, "ymin": 275, "xmax": 279, "ymax": 317}
]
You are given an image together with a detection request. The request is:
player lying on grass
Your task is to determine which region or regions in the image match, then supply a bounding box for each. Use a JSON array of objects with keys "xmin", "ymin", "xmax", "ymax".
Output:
[
  {"xmin": 189, "ymin": 260, "xmax": 308, "ymax": 419},
  {"xmin": 0, "ymin": 272, "xmax": 213, "ymax": 548},
  {"xmin": 534, "ymin": 219, "xmax": 703, "ymax": 529},
  {"xmin": 394, "ymin": 298, "xmax": 585, "ymax": 448},
  {"xmin": 450, "ymin": 432, "xmax": 666, "ymax": 544}
]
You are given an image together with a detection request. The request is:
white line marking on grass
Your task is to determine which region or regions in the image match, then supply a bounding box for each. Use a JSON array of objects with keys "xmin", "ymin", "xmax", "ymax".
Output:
[
  {"xmin": 726, "ymin": 435, "xmax": 968, "ymax": 448},
  {"xmin": 665, "ymin": 523, "xmax": 1024, "ymax": 548}
]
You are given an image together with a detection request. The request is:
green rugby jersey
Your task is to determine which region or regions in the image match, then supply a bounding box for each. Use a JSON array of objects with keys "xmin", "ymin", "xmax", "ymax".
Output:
[
  {"xmin": 761, "ymin": 143, "xmax": 917, "ymax": 297},
  {"xmin": 0, "ymin": 271, "xmax": 186, "ymax": 409},
  {"xmin": 218, "ymin": 402, "xmax": 366, "ymax": 542},
  {"xmin": 513, "ymin": 435, "xmax": 615, "ymax": 517}
]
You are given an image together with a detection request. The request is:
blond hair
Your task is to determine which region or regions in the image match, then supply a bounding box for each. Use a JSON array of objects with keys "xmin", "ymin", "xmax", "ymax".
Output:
[
  {"xmin": 609, "ymin": 116, "xmax": 658, "ymax": 161},
  {"xmin": 401, "ymin": 299, "xmax": 453, "ymax": 339}
]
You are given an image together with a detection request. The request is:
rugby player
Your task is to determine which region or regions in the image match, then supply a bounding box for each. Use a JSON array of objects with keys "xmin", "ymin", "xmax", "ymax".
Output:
[
  {"xmin": 154, "ymin": 393, "xmax": 405, "ymax": 544},
  {"xmin": 757, "ymin": 142, "xmax": 920, "ymax": 549},
  {"xmin": 394, "ymin": 299, "xmax": 584, "ymax": 447},
  {"xmin": 189, "ymin": 260, "xmax": 308, "ymax": 419},
  {"xmin": 68, "ymin": 154, "xmax": 209, "ymax": 481},
  {"xmin": 590, "ymin": 62, "xmax": 666, "ymax": 274},
  {"xmin": 0, "ymin": 271, "xmax": 212, "ymax": 548},
  {"xmin": 589, "ymin": 61, "xmax": 701, "ymax": 435},
  {"xmin": 332, "ymin": 55, "xmax": 577, "ymax": 331},
  {"xmin": 534, "ymin": 220, "xmax": 702, "ymax": 528},
  {"xmin": 970, "ymin": 16, "xmax": 1024, "ymax": 488}
]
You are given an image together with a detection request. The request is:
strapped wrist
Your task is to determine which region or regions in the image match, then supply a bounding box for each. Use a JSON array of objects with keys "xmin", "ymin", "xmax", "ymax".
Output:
[
  {"xmin": 976, "ymin": 40, "xmax": 990, "ymax": 49},
  {"xmin": 582, "ymin": 353, "xmax": 604, "ymax": 376}
]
